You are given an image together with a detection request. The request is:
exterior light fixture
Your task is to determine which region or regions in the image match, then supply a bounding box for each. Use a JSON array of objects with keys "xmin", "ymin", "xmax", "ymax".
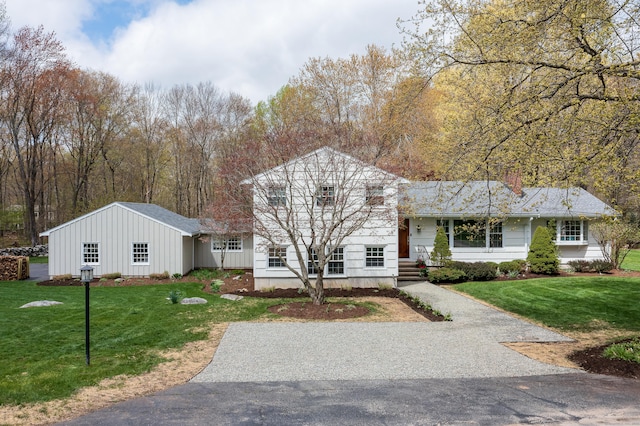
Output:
[{"xmin": 80, "ymin": 265, "xmax": 94, "ymax": 366}]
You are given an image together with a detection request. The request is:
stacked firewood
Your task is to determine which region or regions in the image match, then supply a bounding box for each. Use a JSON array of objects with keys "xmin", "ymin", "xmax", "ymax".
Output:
[{"xmin": 0, "ymin": 256, "xmax": 30, "ymax": 280}]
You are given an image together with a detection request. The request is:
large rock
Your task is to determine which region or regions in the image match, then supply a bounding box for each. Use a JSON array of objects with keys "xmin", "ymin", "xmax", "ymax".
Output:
[
  {"xmin": 20, "ymin": 300, "xmax": 63, "ymax": 308},
  {"xmin": 180, "ymin": 297, "xmax": 208, "ymax": 305}
]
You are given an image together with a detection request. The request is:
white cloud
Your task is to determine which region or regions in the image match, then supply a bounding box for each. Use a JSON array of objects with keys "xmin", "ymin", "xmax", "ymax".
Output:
[{"xmin": 3, "ymin": 0, "xmax": 419, "ymax": 104}]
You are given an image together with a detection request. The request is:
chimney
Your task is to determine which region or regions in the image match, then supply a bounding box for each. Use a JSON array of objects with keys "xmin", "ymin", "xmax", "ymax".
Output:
[{"xmin": 505, "ymin": 170, "xmax": 522, "ymax": 196}]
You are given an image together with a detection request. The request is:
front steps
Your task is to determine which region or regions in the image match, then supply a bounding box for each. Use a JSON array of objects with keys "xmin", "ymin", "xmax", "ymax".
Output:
[{"xmin": 398, "ymin": 260, "xmax": 427, "ymax": 282}]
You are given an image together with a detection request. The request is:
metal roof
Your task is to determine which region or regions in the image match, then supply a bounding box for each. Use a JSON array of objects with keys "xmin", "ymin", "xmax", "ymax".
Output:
[{"xmin": 402, "ymin": 181, "xmax": 616, "ymax": 218}]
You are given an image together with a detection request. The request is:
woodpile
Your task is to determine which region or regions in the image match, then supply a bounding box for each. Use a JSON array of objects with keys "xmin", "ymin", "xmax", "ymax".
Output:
[{"xmin": 0, "ymin": 256, "xmax": 30, "ymax": 280}]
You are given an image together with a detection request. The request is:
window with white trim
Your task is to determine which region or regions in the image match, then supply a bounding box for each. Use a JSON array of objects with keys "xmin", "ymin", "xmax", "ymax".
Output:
[
  {"xmin": 489, "ymin": 221, "xmax": 503, "ymax": 248},
  {"xmin": 82, "ymin": 242, "xmax": 99, "ymax": 264},
  {"xmin": 366, "ymin": 185, "xmax": 384, "ymax": 206},
  {"xmin": 132, "ymin": 242, "xmax": 149, "ymax": 264},
  {"xmin": 453, "ymin": 220, "xmax": 486, "ymax": 248},
  {"xmin": 560, "ymin": 220, "xmax": 587, "ymax": 242},
  {"xmin": 211, "ymin": 236, "xmax": 243, "ymax": 252},
  {"xmin": 328, "ymin": 247, "xmax": 344, "ymax": 275},
  {"xmin": 267, "ymin": 185, "xmax": 286, "ymax": 206},
  {"xmin": 315, "ymin": 185, "xmax": 335, "ymax": 207},
  {"xmin": 268, "ymin": 246, "xmax": 287, "ymax": 268},
  {"xmin": 307, "ymin": 247, "xmax": 319, "ymax": 274},
  {"xmin": 365, "ymin": 246, "xmax": 384, "ymax": 267}
]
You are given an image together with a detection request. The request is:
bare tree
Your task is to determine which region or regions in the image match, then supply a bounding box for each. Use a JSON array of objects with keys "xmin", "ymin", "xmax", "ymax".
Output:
[
  {"xmin": 0, "ymin": 26, "xmax": 71, "ymax": 245},
  {"xmin": 243, "ymin": 147, "xmax": 404, "ymax": 305}
]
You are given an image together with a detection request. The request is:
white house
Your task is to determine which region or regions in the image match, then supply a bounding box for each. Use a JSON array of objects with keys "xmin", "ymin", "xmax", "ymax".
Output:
[
  {"xmin": 401, "ymin": 181, "xmax": 616, "ymax": 265},
  {"xmin": 41, "ymin": 149, "xmax": 615, "ymax": 284},
  {"xmin": 242, "ymin": 147, "xmax": 409, "ymax": 290}
]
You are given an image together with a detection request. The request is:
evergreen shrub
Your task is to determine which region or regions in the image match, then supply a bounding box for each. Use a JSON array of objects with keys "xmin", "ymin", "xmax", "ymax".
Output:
[
  {"xmin": 427, "ymin": 267, "xmax": 467, "ymax": 284},
  {"xmin": 527, "ymin": 227, "xmax": 559, "ymax": 274}
]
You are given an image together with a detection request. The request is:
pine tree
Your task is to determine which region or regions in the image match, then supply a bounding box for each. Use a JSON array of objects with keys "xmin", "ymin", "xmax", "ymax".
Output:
[
  {"xmin": 527, "ymin": 226, "xmax": 559, "ymax": 274},
  {"xmin": 430, "ymin": 226, "xmax": 452, "ymax": 266}
]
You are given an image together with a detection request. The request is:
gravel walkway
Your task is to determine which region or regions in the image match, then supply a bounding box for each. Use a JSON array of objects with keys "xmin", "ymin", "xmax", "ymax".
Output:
[{"xmin": 192, "ymin": 282, "xmax": 578, "ymax": 383}]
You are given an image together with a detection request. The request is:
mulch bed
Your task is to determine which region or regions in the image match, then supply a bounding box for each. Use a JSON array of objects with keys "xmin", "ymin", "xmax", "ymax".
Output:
[{"xmin": 569, "ymin": 339, "xmax": 640, "ymax": 380}]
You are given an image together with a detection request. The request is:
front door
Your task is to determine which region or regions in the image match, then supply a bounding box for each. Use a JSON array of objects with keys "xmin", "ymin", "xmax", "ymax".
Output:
[{"xmin": 399, "ymin": 218, "xmax": 410, "ymax": 258}]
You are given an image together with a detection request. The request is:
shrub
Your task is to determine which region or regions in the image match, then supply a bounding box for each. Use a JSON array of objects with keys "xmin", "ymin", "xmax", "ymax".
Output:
[
  {"xmin": 567, "ymin": 260, "xmax": 591, "ymax": 272},
  {"xmin": 172, "ymin": 273, "xmax": 183, "ymax": 280},
  {"xmin": 150, "ymin": 271, "xmax": 170, "ymax": 280},
  {"xmin": 430, "ymin": 227, "xmax": 452, "ymax": 266},
  {"xmin": 498, "ymin": 261, "xmax": 521, "ymax": 275},
  {"xmin": 590, "ymin": 259, "xmax": 614, "ymax": 273},
  {"xmin": 527, "ymin": 227, "xmax": 559, "ymax": 274},
  {"xmin": 427, "ymin": 267, "xmax": 467, "ymax": 284},
  {"xmin": 486, "ymin": 261, "xmax": 499, "ymax": 271},
  {"xmin": 448, "ymin": 261, "xmax": 497, "ymax": 281},
  {"xmin": 101, "ymin": 272, "xmax": 122, "ymax": 279}
]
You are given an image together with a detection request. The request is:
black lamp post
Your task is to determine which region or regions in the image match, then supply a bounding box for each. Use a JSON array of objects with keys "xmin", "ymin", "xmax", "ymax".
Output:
[{"xmin": 80, "ymin": 265, "xmax": 94, "ymax": 366}]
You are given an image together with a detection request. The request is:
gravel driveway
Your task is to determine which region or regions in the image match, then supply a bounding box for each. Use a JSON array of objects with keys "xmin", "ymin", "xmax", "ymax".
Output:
[{"xmin": 192, "ymin": 283, "xmax": 578, "ymax": 383}]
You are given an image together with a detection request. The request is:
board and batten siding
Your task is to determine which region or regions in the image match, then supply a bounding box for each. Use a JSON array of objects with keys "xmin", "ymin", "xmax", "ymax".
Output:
[
  {"xmin": 46, "ymin": 204, "xmax": 189, "ymax": 278},
  {"xmin": 193, "ymin": 235, "xmax": 253, "ymax": 269}
]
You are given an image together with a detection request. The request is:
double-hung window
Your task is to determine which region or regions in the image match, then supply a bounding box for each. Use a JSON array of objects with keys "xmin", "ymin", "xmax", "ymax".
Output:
[
  {"xmin": 489, "ymin": 221, "xmax": 503, "ymax": 248},
  {"xmin": 366, "ymin": 185, "xmax": 384, "ymax": 206},
  {"xmin": 559, "ymin": 220, "xmax": 587, "ymax": 243},
  {"xmin": 328, "ymin": 247, "xmax": 344, "ymax": 275},
  {"xmin": 268, "ymin": 246, "xmax": 287, "ymax": 268},
  {"xmin": 211, "ymin": 236, "xmax": 243, "ymax": 252},
  {"xmin": 307, "ymin": 248, "xmax": 319, "ymax": 274},
  {"xmin": 268, "ymin": 185, "xmax": 286, "ymax": 206},
  {"xmin": 316, "ymin": 185, "xmax": 335, "ymax": 207},
  {"xmin": 365, "ymin": 246, "xmax": 384, "ymax": 267},
  {"xmin": 307, "ymin": 247, "xmax": 345, "ymax": 275},
  {"xmin": 82, "ymin": 242, "xmax": 100, "ymax": 264},
  {"xmin": 132, "ymin": 242, "xmax": 149, "ymax": 264}
]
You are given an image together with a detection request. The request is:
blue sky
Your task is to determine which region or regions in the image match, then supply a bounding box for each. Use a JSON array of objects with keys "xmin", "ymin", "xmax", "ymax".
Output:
[{"xmin": 4, "ymin": 0, "xmax": 420, "ymax": 104}]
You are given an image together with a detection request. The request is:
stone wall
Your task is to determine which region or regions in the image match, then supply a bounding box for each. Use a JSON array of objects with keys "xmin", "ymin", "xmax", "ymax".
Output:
[{"xmin": 0, "ymin": 245, "xmax": 48, "ymax": 257}]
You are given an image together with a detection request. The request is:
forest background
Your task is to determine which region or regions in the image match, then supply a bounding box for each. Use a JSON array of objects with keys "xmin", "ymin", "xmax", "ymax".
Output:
[{"xmin": 0, "ymin": 0, "xmax": 638, "ymax": 246}]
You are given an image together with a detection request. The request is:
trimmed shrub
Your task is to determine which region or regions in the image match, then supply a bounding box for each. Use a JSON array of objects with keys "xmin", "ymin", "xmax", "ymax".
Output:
[
  {"xmin": 498, "ymin": 261, "xmax": 521, "ymax": 274},
  {"xmin": 448, "ymin": 261, "xmax": 497, "ymax": 281},
  {"xmin": 427, "ymin": 267, "xmax": 467, "ymax": 284},
  {"xmin": 590, "ymin": 259, "xmax": 614, "ymax": 273},
  {"xmin": 567, "ymin": 260, "xmax": 591, "ymax": 272},
  {"xmin": 527, "ymin": 227, "xmax": 559, "ymax": 275},
  {"xmin": 430, "ymin": 227, "xmax": 452, "ymax": 266}
]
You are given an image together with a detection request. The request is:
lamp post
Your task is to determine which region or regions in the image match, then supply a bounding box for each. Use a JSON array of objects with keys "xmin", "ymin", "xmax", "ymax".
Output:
[{"xmin": 80, "ymin": 265, "xmax": 94, "ymax": 366}]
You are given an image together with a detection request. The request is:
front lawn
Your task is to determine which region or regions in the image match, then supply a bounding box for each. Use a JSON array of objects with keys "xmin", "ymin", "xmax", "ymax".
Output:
[
  {"xmin": 454, "ymin": 276, "xmax": 640, "ymax": 331},
  {"xmin": 0, "ymin": 281, "xmax": 283, "ymax": 405},
  {"xmin": 621, "ymin": 249, "xmax": 640, "ymax": 271}
]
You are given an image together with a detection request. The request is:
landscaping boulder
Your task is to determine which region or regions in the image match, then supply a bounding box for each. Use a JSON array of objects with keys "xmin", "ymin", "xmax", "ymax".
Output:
[
  {"xmin": 20, "ymin": 300, "xmax": 63, "ymax": 308},
  {"xmin": 180, "ymin": 297, "xmax": 208, "ymax": 305}
]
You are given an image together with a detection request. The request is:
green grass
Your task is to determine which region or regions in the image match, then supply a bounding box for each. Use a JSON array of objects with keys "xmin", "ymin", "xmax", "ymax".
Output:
[
  {"xmin": 621, "ymin": 249, "xmax": 640, "ymax": 271},
  {"xmin": 29, "ymin": 256, "xmax": 48, "ymax": 264},
  {"xmin": 454, "ymin": 276, "xmax": 640, "ymax": 331},
  {"xmin": 0, "ymin": 281, "xmax": 286, "ymax": 405}
]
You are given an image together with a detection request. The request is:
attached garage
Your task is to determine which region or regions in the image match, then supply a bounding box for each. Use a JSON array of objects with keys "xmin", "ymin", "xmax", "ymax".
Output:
[{"xmin": 40, "ymin": 202, "xmax": 202, "ymax": 279}]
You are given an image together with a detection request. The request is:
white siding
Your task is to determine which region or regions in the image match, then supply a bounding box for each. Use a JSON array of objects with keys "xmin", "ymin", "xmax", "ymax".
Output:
[
  {"xmin": 46, "ymin": 204, "xmax": 188, "ymax": 278},
  {"xmin": 407, "ymin": 217, "xmax": 605, "ymax": 265}
]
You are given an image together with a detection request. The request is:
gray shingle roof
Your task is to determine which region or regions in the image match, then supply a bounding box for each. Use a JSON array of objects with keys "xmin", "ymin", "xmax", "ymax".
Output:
[
  {"xmin": 117, "ymin": 202, "xmax": 202, "ymax": 235},
  {"xmin": 402, "ymin": 181, "xmax": 615, "ymax": 218}
]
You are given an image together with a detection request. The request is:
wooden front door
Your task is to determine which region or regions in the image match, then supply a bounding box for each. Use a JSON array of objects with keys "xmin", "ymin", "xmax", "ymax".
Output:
[{"xmin": 399, "ymin": 218, "xmax": 410, "ymax": 258}]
